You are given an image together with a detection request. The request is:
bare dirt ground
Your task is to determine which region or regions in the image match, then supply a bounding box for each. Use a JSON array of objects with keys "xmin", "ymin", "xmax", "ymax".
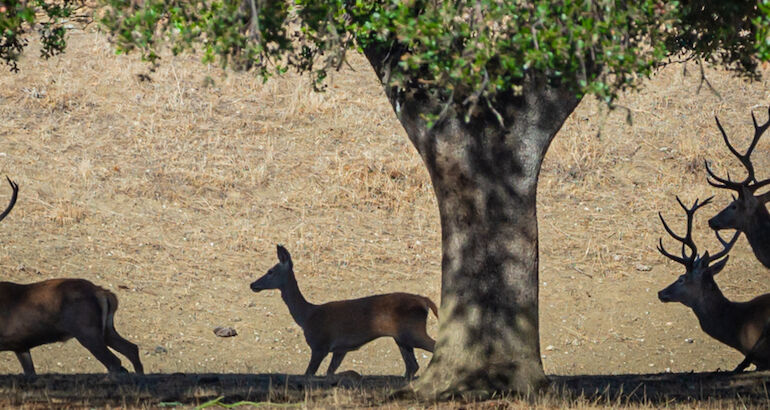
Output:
[{"xmin": 1, "ymin": 30, "xmax": 770, "ymax": 407}]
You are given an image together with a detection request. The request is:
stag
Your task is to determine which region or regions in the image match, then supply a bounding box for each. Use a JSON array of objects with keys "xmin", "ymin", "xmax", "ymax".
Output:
[
  {"xmin": 705, "ymin": 109, "xmax": 770, "ymax": 268},
  {"xmin": 658, "ymin": 196, "xmax": 770, "ymax": 372},
  {"xmin": 0, "ymin": 178, "xmax": 143, "ymax": 375},
  {"xmin": 250, "ymin": 245, "xmax": 437, "ymax": 379}
]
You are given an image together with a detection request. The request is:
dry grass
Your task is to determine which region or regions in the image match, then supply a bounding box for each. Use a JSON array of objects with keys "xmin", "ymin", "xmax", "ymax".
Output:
[
  {"xmin": 0, "ymin": 27, "xmax": 769, "ymax": 407},
  {"xmin": 1, "ymin": 372, "xmax": 769, "ymax": 408}
]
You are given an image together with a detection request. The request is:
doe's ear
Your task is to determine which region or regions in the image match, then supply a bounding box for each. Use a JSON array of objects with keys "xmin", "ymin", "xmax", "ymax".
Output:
[
  {"xmin": 276, "ymin": 245, "xmax": 292, "ymax": 266},
  {"xmin": 708, "ymin": 256, "xmax": 729, "ymax": 276}
]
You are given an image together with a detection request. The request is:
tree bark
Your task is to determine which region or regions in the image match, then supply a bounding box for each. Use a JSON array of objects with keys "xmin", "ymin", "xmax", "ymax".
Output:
[{"xmin": 364, "ymin": 45, "xmax": 580, "ymax": 399}]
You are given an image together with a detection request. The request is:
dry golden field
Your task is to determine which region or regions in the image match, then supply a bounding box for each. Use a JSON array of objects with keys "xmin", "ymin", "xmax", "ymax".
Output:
[{"xmin": 1, "ymin": 29, "xmax": 770, "ymax": 407}]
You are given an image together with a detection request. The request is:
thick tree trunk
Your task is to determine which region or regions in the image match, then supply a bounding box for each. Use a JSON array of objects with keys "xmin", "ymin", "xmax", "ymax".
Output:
[{"xmin": 365, "ymin": 41, "xmax": 580, "ymax": 400}]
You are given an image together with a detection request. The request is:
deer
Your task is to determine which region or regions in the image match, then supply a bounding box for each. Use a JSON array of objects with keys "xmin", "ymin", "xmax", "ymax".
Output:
[
  {"xmin": 705, "ymin": 109, "xmax": 770, "ymax": 269},
  {"xmin": 0, "ymin": 177, "xmax": 144, "ymax": 376},
  {"xmin": 250, "ymin": 245, "xmax": 437, "ymax": 379},
  {"xmin": 657, "ymin": 196, "xmax": 770, "ymax": 372}
]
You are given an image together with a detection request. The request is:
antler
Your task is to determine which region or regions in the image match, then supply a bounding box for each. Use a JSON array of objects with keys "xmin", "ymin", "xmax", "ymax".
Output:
[
  {"xmin": 705, "ymin": 230, "xmax": 740, "ymax": 264},
  {"xmin": 706, "ymin": 107, "xmax": 770, "ymax": 193},
  {"xmin": 657, "ymin": 196, "xmax": 713, "ymax": 269},
  {"xmin": 0, "ymin": 177, "xmax": 18, "ymax": 223}
]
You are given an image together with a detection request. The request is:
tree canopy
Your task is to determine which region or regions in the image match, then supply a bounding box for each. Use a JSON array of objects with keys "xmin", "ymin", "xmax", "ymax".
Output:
[{"xmin": 4, "ymin": 2, "xmax": 769, "ymax": 109}]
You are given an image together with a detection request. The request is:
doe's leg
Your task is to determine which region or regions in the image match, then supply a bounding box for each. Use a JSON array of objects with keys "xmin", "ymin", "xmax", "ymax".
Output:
[
  {"xmin": 73, "ymin": 328, "xmax": 127, "ymax": 373},
  {"xmin": 106, "ymin": 325, "xmax": 144, "ymax": 374},
  {"xmin": 413, "ymin": 329, "xmax": 435, "ymax": 353},
  {"xmin": 305, "ymin": 349, "xmax": 328, "ymax": 376},
  {"xmin": 396, "ymin": 342, "xmax": 419, "ymax": 379},
  {"xmin": 398, "ymin": 326, "xmax": 435, "ymax": 353}
]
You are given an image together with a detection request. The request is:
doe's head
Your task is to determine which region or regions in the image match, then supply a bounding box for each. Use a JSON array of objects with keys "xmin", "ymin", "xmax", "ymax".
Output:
[
  {"xmin": 656, "ymin": 197, "xmax": 739, "ymax": 308},
  {"xmin": 250, "ymin": 245, "xmax": 294, "ymax": 293}
]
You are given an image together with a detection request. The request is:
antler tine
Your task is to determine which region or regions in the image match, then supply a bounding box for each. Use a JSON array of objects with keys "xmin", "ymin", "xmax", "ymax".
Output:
[
  {"xmin": 681, "ymin": 194, "xmax": 712, "ymax": 226},
  {"xmin": 658, "ymin": 196, "xmax": 713, "ymax": 267},
  {"xmin": 749, "ymin": 178, "xmax": 770, "ymax": 194},
  {"xmin": 658, "ymin": 208, "xmax": 697, "ymax": 266},
  {"xmin": 713, "ymin": 111, "xmax": 770, "ymax": 187},
  {"xmin": 0, "ymin": 176, "xmax": 18, "ymax": 223},
  {"xmin": 704, "ymin": 160, "xmax": 742, "ymax": 191},
  {"xmin": 658, "ymin": 212, "xmax": 687, "ymax": 243},
  {"xmin": 657, "ymin": 238, "xmax": 689, "ymax": 266},
  {"xmin": 714, "ymin": 116, "xmax": 744, "ymax": 164},
  {"xmin": 707, "ymin": 230, "xmax": 740, "ymax": 263},
  {"xmin": 743, "ymin": 108, "xmax": 770, "ymax": 188},
  {"xmin": 748, "ymin": 109, "xmax": 770, "ymax": 162},
  {"xmin": 695, "ymin": 196, "xmax": 714, "ymax": 209}
]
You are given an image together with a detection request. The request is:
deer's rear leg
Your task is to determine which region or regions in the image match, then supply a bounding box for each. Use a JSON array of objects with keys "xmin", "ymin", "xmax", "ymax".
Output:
[
  {"xmin": 305, "ymin": 349, "xmax": 328, "ymax": 376},
  {"xmin": 396, "ymin": 342, "xmax": 419, "ymax": 379},
  {"xmin": 106, "ymin": 325, "xmax": 144, "ymax": 374},
  {"xmin": 733, "ymin": 356, "xmax": 753, "ymax": 373},
  {"xmin": 72, "ymin": 328, "xmax": 127, "ymax": 373},
  {"xmin": 398, "ymin": 327, "xmax": 435, "ymax": 353},
  {"xmin": 414, "ymin": 330, "xmax": 435, "ymax": 353},
  {"xmin": 15, "ymin": 351, "xmax": 35, "ymax": 376},
  {"xmin": 735, "ymin": 322, "xmax": 770, "ymax": 373},
  {"xmin": 326, "ymin": 352, "xmax": 347, "ymax": 375}
]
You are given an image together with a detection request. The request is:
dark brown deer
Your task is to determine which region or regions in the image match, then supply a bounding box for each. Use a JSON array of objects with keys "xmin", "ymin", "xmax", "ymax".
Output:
[
  {"xmin": 657, "ymin": 196, "xmax": 770, "ymax": 372},
  {"xmin": 250, "ymin": 245, "xmax": 437, "ymax": 379},
  {"xmin": 705, "ymin": 109, "xmax": 770, "ymax": 268},
  {"xmin": 0, "ymin": 178, "xmax": 143, "ymax": 376}
]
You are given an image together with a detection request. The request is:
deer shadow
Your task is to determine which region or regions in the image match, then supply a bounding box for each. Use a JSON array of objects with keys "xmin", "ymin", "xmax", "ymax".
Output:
[{"xmin": 1, "ymin": 371, "xmax": 770, "ymax": 406}]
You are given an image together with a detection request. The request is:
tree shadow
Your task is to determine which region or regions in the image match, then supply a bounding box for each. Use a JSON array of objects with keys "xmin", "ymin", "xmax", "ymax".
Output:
[
  {"xmin": 0, "ymin": 372, "xmax": 407, "ymax": 407},
  {"xmin": 1, "ymin": 371, "xmax": 770, "ymax": 406},
  {"xmin": 552, "ymin": 371, "xmax": 770, "ymax": 405}
]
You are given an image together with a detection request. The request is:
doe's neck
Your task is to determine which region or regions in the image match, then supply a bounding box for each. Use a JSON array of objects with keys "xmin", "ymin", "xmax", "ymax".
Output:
[{"xmin": 279, "ymin": 271, "xmax": 313, "ymax": 328}]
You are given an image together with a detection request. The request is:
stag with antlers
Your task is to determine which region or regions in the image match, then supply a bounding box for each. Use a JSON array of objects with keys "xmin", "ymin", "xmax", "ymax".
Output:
[
  {"xmin": 657, "ymin": 196, "xmax": 770, "ymax": 372},
  {"xmin": 0, "ymin": 178, "xmax": 143, "ymax": 375},
  {"xmin": 705, "ymin": 109, "xmax": 770, "ymax": 268}
]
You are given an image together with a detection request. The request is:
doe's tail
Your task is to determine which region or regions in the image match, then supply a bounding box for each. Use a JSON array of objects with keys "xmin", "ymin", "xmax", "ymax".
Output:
[
  {"xmin": 424, "ymin": 297, "xmax": 438, "ymax": 319},
  {"xmin": 96, "ymin": 289, "xmax": 119, "ymax": 336}
]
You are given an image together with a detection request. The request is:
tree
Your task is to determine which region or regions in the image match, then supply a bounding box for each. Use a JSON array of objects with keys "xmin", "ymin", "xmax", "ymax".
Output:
[{"xmin": 4, "ymin": 0, "xmax": 770, "ymax": 399}]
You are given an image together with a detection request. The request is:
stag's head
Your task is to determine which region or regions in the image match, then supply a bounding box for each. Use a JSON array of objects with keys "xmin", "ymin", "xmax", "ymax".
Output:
[
  {"xmin": 250, "ymin": 245, "xmax": 294, "ymax": 292},
  {"xmin": 705, "ymin": 109, "xmax": 770, "ymax": 231},
  {"xmin": 657, "ymin": 197, "xmax": 739, "ymax": 308}
]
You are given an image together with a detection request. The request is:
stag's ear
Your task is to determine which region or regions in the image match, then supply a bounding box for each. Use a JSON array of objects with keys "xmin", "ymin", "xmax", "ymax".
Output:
[
  {"xmin": 708, "ymin": 256, "xmax": 729, "ymax": 276},
  {"xmin": 276, "ymin": 245, "xmax": 292, "ymax": 267},
  {"xmin": 759, "ymin": 191, "xmax": 770, "ymax": 204}
]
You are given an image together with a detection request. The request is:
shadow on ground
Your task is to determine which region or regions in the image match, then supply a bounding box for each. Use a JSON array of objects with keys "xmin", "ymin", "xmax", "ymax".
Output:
[{"xmin": 1, "ymin": 371, "xmax": 770, "ymax": 407}]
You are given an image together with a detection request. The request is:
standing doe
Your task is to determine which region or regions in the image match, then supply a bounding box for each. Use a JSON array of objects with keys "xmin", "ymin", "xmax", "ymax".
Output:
[
  {"xmin": 250, "ymin": 245, "xmax": 437, "ymax": 378},
  {"xmin": 657, "ymin": 196, "xmax": 770, "ymax": 372},
  {"xmin": 0, "ymin": 178, "xmax": 143, "ymax": 376},
  {"xmin": 705, "ymin": 109, "xmax": 770, "ymax": 268}
]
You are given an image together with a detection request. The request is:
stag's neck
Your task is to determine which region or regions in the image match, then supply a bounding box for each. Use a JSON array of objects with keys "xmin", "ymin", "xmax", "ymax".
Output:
[
  {"xmin": 691, "ymin": 290, "xmax": 743, "ymax": 351},
  {"xmin": 280, "ymin": 272, "xmax": 313, "ymax": 328},
  {"xmin": 744, "ymin": 207, "xmax": 770, "ymax": 268}
]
